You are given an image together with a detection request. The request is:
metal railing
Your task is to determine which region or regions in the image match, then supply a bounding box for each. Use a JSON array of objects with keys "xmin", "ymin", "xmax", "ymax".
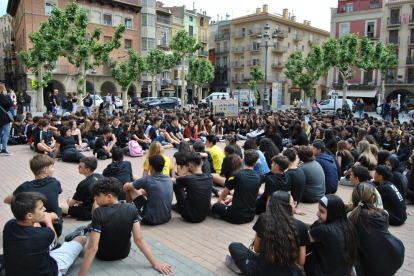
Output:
[
  {"xmin": 3, "ymin": 44, "xmax": 11, "ymax": 51},
  {"xmin": 231, "ymin": 46, "xmax": 245, "ymax": 52},
  {"xmin": 408, "ymin": 36, "xmax": 414, "ymax": 44},
  {"xmin": 247, "ymin": 45, "xmax": 260, "ymax": 51},
  {"xmin": 359, "ymin": 31, "xmax": 380, "ymax": 39},
  {"xmin": 231, "ymin": 31, "xmax": 245, "ymax": 37},
  {"xmin": 52, "ymin": 65, "xmax": 70, "ymax": 74},
  {"xmin": 213, "ymin": 80, "xmax": 229, "ymax": 85},
  {"xmin": 247, "ymin": 60, "xmax": 261, "ymax": 66},
  {"xmin": 293, "ymin": 34, "xmax": 303, "ymax": 40},
  {"xmin": 232, "ymin": 77, "xmax": 251, "ymax": 82},
  {"xmin": 3, "ymin": 30, "xmax": 10, "ymax": 37},
  {"xmin": 308, "ymin": 39, "xmax": 320, "ymax": 45},
  {"xmin": 199, "ymin": 36, "xmax": 208, "ymax": 43},
  {"xmin": 387, "ymin": 16, "xmax": 401, "ymax": 25},
  {"xmin": 15, "ymin": 65, "xmax": 26, "ymax": 75},
  {"xmin": 215, "ymin": 63, "xmax": 230, "ymax": 68},
  {"xmin": 231, "ymin": 61, "xmax": 244, "ymax": 68},
  {"xmin": 157, "ymin": 18, "xmax": 171, "ymax": 25},
  {"xmin": 407, "ymin": 57, "xmax": 414, "ymax": 64},
  {"xmin": 216, "ymin": 47, "xmax": 229, "ymax": 53},
  {"xmin": 215, "ymin": 33, "xmax": 230, "ymax": 40},
  {"xmin": 272, "ymin": 45, "xmax": 288, "ymax": 52},
  {"xmin": 333, "ymin": 78, "xmax": 375, "ymax": 85},
  {"xmin": 157, "ymin": 39, "xmax": 169, "ymax": 47},
  {"xmin": 198, "ymin": 49, "xmax": 209, "ymax": 56},
  {"xmin": 386, "ymin": 37, "xmax": 400, "ymax": 45},
  {"xmin": 276, "ymin": 29, "xmax": 287, "ymax": 37},
  {"xmin": 173, "ymin": 17, "xmax": 183, "ymax": 24},
  {"xmin": 247, "ymin": 28, "xmax": 261, "ymax": 36},
  {"xmin": 272, "ymin": 61, "xmax": 285, "ymax": 67}
]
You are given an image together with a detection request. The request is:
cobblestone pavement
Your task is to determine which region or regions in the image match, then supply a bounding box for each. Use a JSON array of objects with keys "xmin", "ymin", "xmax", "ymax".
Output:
[{"xmin": 0, "ymin": 141, "xmax": 413, "ymax": 275}]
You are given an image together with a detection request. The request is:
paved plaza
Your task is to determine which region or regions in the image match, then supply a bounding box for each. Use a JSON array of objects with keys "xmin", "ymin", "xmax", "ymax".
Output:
[{"xmin": 0, "ymin": 133, "xmax": 413, "ymax": 275}]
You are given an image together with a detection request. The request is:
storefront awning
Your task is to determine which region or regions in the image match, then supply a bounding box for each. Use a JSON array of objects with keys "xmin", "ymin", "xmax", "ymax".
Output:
[{"xmin": 327, "ymin": 90, "xmax": 377, "ymax": 98}]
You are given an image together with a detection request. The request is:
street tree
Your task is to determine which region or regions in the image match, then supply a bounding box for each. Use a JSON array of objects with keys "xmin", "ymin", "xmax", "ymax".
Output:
[
  {"xmin": 323, "ymin": 34, "xmax": 375, "ymax": 102},
  {"xmin": 18, "ymin": 5, "xmax": 62, "ymax": 111},
  {"xmin": 169, "ymin": 30, "xmax": 203, "ymax": 109},
  {"xmin": 186, "ymin": 57, "xmax": 214, "ymax": 99},
  {"xmin": 145, "ymin": 49, "xmax": 181, "ymax": 98},
  {"xmin": 284, "ymin": 45, "xmax": 328, "ymax": 108},
  {"xmin": 109, "ymin": 48, "xmax": 147, "ymax": 111},
  {"xmin": 373, "ymin": 42, "xmax": 399, "ymax": 100},
  {"xmin": 248, "ymin": 65, "xmax": 265, "ymax": 112}
]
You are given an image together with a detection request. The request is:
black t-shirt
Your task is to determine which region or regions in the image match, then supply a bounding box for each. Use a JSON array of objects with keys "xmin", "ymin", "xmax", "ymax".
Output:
[
  {"xmin": 166, "ymin": 124, "xmax": 180, "ymax": 138},
  {"xmin": 56, "ymin": 135, "xmax": 77, "ymax": 153},
  {"xmin": 3, "ymin": 219, "xmax": 58, "ymax": 276},
  {"xmin": 337, "ymin": 151, "xmax": 353, "ymax": 172},
  {"xmin": 309, "ymin": 220, "xmax": 352, "ymax": 276},
  {"xmin": 285, "ymin": 168, "xmax": 305, "ymax": 204},
  {"xmin": 52, "ymin": 94, "xmax": 59, "ymax": 105},
  {"xmin": 194, "ymin": 96, "xmax": 198, "ymax": 104},
  {"xmin": 93, "ymin": 136, "xmax": 108, "ymax": 154},
  {"xmin": 176, "ymin": 173, "xmax": 213, "ymax": 223},
  {"xmin": 225, "ymin": 170, "xmax": 261, "ymax": 219},
  {"xmin": 148, "ymin": 126, "xmax": 160, "ymax": 140},
  {"xmin": 350, "ymin": 148, "xmax": 360, "ymax": 161},
  {"xmin": 376, "ymin": 182, "xmax": 407, "ymax": 226},
  {"xmin": 102, "ymin": 161, "xmax": 133, "ymax": 200},
  {"xmin": 90, "ymin": 202, "xmax": 139, "ymax": 261},
  {"xmin": 13, "ymin": 177, "xmax": 63, "ymax": 237},
  {"xmin": 357, "ymin": 155, "xmax": 376, "ymax": 171},
  {"xmin": 252, "ymin": 215, "xmax": 310, "ymax": 276},
  {"xmin": 111, "ymin": 125, "xmax": 121, "ymax": 139},
  {"xmin": 220, "ymin": 156, "xmax": 231, "ymax": 178},
  {"xmin": 256, "ymin": 173, "xmax": 291, "ymax": 211},
  {"xmin": 39, "ymin": 129, "xmax": 52, "ymax": 145},
  {"xmin": 173, "ymin": 152, "xmax": 188, "ymax": 166},
  {"xmin": 72, "ymin": 173, "xmax": 104, "ymax": 220},
  {"xmin": 382, "ymin": 139, "xmax": 397, "ymax": 152}
]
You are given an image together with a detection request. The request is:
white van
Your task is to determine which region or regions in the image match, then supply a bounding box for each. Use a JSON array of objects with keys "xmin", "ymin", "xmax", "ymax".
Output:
[
  {"xmin": 319, "ymin": 98, "xmax": 355, "ymax": 113},
  {"xmin": 200, "ymin": 92, "xmax": 230, "ymax": 104}
]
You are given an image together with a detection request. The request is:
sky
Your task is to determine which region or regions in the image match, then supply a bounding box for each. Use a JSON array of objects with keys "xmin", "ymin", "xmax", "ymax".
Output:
[{"xmin": 0, "ymin": 1, "xmax": 7, "ymax": 16}]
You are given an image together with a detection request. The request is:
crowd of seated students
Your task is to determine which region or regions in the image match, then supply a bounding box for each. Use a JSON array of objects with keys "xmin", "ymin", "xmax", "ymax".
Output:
[{"xmin": 2, "ymin": 103, "xmax": 413, "ymax": 276}]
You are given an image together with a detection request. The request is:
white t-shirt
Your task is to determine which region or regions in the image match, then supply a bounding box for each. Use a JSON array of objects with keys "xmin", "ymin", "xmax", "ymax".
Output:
[{"xmin": 211, "ymin": 125, "xmax": 222, "ymax": 136}]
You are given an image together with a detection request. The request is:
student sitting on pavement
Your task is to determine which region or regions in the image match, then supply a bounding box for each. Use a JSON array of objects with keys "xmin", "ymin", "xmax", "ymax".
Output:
[
  {"xmin": 283, "ymin": 148, "xmax": 305, "ymax": 206},
  {"xmin": 37, "ymin": 119, "xmax": 55, "ymax": 154},
  {"xmin": 242, "ymin": 139, "xmax": 271, "ymax": 183},
  {"xmin": 4, "ymin": 154, "xmax": 63, "ymax": 237},
  {"xmin": 313, "ymin": 140, "xmax": 339, "ymax": 195},
  {"xmin": 93, "ymin": 125, "xmax": 117, "ymax": 160},
  {"xmin": 124, "ymin": 155, "xmax": 173, "ymax": 225},
  {"xmin": 206, "ymin": 135, "xmax": 225, "ymax": 176},
  {"xmin": 142, "ymin": 141, "xmax": 172, "ymax": 177},
  {"xmin": 211, "ymin": 145, "xmax": 238, "ymax": 187},
  {"xmin": 167, "ymin": 116, "xmax": 190, "ymax": 148},
  {"xmin": 192, "ymin": 141, "xmax": 215, "ymax": 175},
  {"xmin": 61, "ymin": 156, "xmax": 104, "ymax": 221},
  {"xmin": 3, "ymin": 192, "xmax": 87, "ymax": 276},
  {"xmin": 171, "ymin": 152, "xmax": 213, "ymax": 223},
  {"xmin": 78, "ymin": 177, "xmax": 172, "ymax": 276},
  {"xmin": 255, "ymin": 155, "xmax": 291, "ymax": 214},
  {"xmin": 147, "ymin": 117, "xmax": 174, "ymax": 149},
  {"xmin": 8, "ymin": 115, "xmax": 27, "ymax": 145},
  {"xmin": 211, "ymin": 149, "xmax": 261, "ymax": 224},
  {"xmin": 103, "ymin": 147, "xmax": 138, "ymax": 200},
  {"xmin": 374, "ymin": 166, "xmax": 407, "ymax": 226}
]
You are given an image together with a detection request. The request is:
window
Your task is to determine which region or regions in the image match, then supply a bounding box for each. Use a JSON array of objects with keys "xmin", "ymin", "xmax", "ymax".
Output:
[
  {"xmin": 302, "ymin": 45, "xmax": 304, "ymax": 51},
  {"xmin": 104, "ymin": 36, "xmax": 112, "ymax": 43},
  {"xmin": 45, "ymin": 3, "xmax": 52, "ymax": 15},
  {"xmin": 288, "ymin": 42, "xmax": 290, "ymax": 48},
  {"xmin": 340, "ymin": 24, "xmax": 349, "ymax": 37},
  {"xmin": 141, "ymin": 0, "xmax": 155, "ymax": 7},
  {"xmin": 370, "ymin": 0, "xmax": 379, "ymax": 8},
  {"xmin": 347, "ymin": 4, "xmax": 353, "ymax": 13},
  {"xmin": 125, "ymin": 18, "xmax": 132, "ymax": 29},
  {"xmin": 253, "ymin": 59, "xmax": 259, "ymax": 65},
  {"xmin": 189, "ymin": 16, "xmax": 193, "ymax": 22},
  {"xmin": 200, "ymin": 17, "xmax": 204, "ymax": 27},
  {"xmin": 125, "ymin": 39, "xmax": 132, "ymax": 50},
  {"xmin": 367, "ymin": 22, "xmax": 375, "ymax": 38},
  {"xmin": 141, "ymin": 14, "xmax": 155, "ymax": 27},
  {"xmin": 141, "ymin": 38, "xmax": 155, "ymax": 51},
  {"xmin": 104, "ymin": 14, "xmax": 112, "ymax": 26},
  {"xmin": 288, "ymin": 28, "xmax": 291, "ymax": 33}
]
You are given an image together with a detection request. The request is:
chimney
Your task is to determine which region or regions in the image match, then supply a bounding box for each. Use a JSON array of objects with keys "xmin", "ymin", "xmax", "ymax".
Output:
[
  {"xmin": 283, "ymin": 8, "xmax": 288, "ymax": 19},
  {"xmin": 217, "ymin": 14, "xmax": 219, "ymax": 22},
  {"xmin": 291, "ymin": 15, "xmax": 296, "ymax": 22},
  {"xmin": 303, "ymin": 20, "xmax": 307, "ymax": 25},
  {"xmin": 193, "ymin": 2, "xmax": 195, "ymax": 10},
  {"xmin": 263, "ymin": 4, "xmax": 268, "ymax": 13},
  {"xmin": 307, "ymin": 21, "xmax": 311, "ymax": 26},
  {"xmin": 256, "ymin": 8, "xmax": 261, "ymax": 14}
]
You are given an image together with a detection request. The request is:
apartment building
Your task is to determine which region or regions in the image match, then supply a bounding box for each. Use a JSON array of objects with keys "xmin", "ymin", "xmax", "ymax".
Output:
[
  {"xmin": 329, "ymin": 0, "xmax": 383, "ymax": 104},
  {"xmin": 382, "ymin": 0, "xmax": 414, "ymax": 102},
  {"xmin": 213, "ymin": 20, "xmax": 230, "ymax": 92},
  {"xmin": 0, "ymin": 14, "xmax": 13, "ymax": 85},
  {"xmin": 6, "ymin": 0, "xmax": 141, "ymax": 107},
  {"xmin": 230, "ymin": 5, "xmax": 330, "ymax": 105}
]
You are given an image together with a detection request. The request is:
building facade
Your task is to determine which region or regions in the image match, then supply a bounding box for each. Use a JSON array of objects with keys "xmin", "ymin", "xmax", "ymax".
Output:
[
  {"xmin": 7, "ymin": 0, "xmax": 141, "ymax": 109},
  {"xmin": 329, "ymin": 0, "xmax": 383, "ymax": 104},
  {"xmin": 213, "ymin": 20, "xmax": 230, "ymax": 92},
  {"xmin": 0, "ymin": 14, "xmax": 13, "ymax": 85},
  {"xmin": 230, "ymin": 4, "xmax": 330, "ymax": 105}
]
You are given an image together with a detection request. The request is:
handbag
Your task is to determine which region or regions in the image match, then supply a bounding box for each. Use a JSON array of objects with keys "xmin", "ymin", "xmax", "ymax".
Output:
[{"xmin": 0, "ymin": 105, "xmax": 14, "ymax": 122}]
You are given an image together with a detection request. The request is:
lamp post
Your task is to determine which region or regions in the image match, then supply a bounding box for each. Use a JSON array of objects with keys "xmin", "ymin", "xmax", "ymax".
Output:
[
  {"xmin": 256, "ymin": 24, "xmax": 278, "ymax": 111},
  {"xmin": 91, "ymin": 69, "xmax": 97, "ymax": 106},
  {"xmin": 238, "ymin": 81, "xmax": 241, "ymax": 108},
  {"xmin": 175, "ymin": 76, "xmax": 179, "ymax": 107}
]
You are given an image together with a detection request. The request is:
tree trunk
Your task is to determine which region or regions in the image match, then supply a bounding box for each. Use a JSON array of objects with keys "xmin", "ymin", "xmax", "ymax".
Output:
[
  {"xmin": 304, "ymin": 94, "xmax": 311, "ymax": 109},
  {"xmin": 254, "ymin": 87, "xmax": 258, "ymax": 113},
  {"xmin": 151, "ymin": 75, "xmax": 156, "ymax": 97},
  {"xmin": 381, "ymin": 78, "xmax": 385, "ymax": 100},
  {"xmin": 122, "ymin": 87, "xmax": 128, "ymax": 111},
  {"xmin": 36, "ymin": 63, "xmax": 44, "ymax": 112},
  {"xmin": 342, "ymin": 78, "xmax": 348, "ymax": 103},
  {"xmin": 181, "ymin": 56, "xmax": 185, "ymax": 111},
  {"xmin": 77, "ymin": 60, "xmax": 86, "ymax": 97}
]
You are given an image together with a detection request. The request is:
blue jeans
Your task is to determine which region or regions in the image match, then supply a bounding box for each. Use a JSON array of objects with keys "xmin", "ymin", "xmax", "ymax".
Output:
[
  {"xmin": 154, "ymin": 135, "xmax": 166, "ymax": 145},
  {"xmin": 9, "ymin": 107, "xmax": 15, "ymax": 117},
  {"xmin": 248, "ymin": 106, "xmax": 253, "ymax": 112},
  {"xmin": 402, "ymin": 111, "xmax": 406, "ymax": 118},
  {"xmin": 61, "ymin": 108, "xmax": 67, "ymax": 116},
  {"xmin": 25, "ymin": 103, "xmax": 31, "ymax": 112},
  {"xmin": 358, "ymin": 110, "xmax": 364, "ymax": 118},
  {"xmin": 84, "ymin": 106, "xmax": 92, "ymax": 117},
  {"xmin": 311, "ymin": 108, "xmax": 318, "ymax": 113},
  {"xmin": 1, "ymin": 123, "xmax": 10, "ymax": 151},
  {"xmin": 52, "ymin": 106, "xmax": 58, "ymax": 115}
]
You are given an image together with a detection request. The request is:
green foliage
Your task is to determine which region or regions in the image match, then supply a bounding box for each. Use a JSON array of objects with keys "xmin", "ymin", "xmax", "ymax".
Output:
[
  {"xmin": 146, "ymin": 49, "xmax": 181, "ymax": 76},
  {"xmin": 186, "ymin": 57, "xmax": 215, "ymax": 88},
  {"xmin": 284, "ymin": 45, "xmax": 327, "ymax": 98},
  {"xmin": 373, "ymin": 42, "xmax": 399, "ymax": 81},
  {"xmin": 248, "ymin": 66, "xmax": 264, "ymax": 99},
  {"xmin": 169, "ymin": 30, "xmax": 203, "ymax": 57}
]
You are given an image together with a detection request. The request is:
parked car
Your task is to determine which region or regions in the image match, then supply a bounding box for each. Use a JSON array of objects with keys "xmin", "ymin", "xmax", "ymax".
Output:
[
  {"xmin": 114, "ymin": 96, "xmax": 123, "ymax": 108},
  {"xmin": 166, "ymin": 97, "xmax": 181, "ymax": 107},
  {"xmin": 199, "ymin": 92, "xmax": 230, "ymax": 104},
  {"xmin": 139, "ymin": 97, "xmax": 158, "ymax": 107},
  {"xmin": 407, "ymin": 109, "xmax": 414, "ymax": 118},
  {"xmin": 82, "ymin": 95, "xmax": 103, "ymax": 106},
  {"xmin": 319, "ymin": 98, "xmax": 355, "ymax": 113},
  {"xmin": 146, "ymin": 97, "xmax": 179, "ymax": 109},
  {"xmin": 131, "ymin": 97, "xmax": 142, "ymax": 108}
]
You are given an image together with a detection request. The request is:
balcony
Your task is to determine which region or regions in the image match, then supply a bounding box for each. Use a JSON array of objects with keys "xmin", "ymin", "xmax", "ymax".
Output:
[
  {"xmin": 359, "ymin": 31, "xmax": 380, "ymax": 40},
  {"xmin": 274, "ymin": 74, "xmax": 287, "ymax": 83},
  {"xmin": 308, "ymin": 39, "xmax": 320, "ymax": 45},
  {"xmin": 386, "ymin": 37, "xmax": 400, "ymax": 46},
  {"xmin": 199, "ymin": 36, "xmax": 208, "ymax": 43},
  {"xmin": 231, "ymin": 46, "xmax": 245, "ymax": 53},
  {"xmin": 216, "ymin": 47, "xmax": 229, "ymax": 54},
  {"xmin": 408, "ymin": 36, "xmax": 414, "ymax": 45},
  {"xmin": 232, "ymin": 77, "xmax": 252, "ymax": 83},
  {"xmin": 247, "ymin": 45, "xmax": 261, "ymax": 52},
  {"xmin": 3, "ymin": 44, "xmax": 11, "ymax": 52},
  {"xmin": 231, "ymin": 61, "xmax": 244, "ymax": 68},
  {"xmin": 231, "ymin": 31, "xmax": 245, "ymax": 38},
  {"xmin": 247, "ymin": 60, "xmax": 261, "ymax": 67},
  {"xmin": 157, "ymin": 18, "xmax": 171, "ymax": 25},
  {"xmin": 407, "ymin": 57, "xmax": 414, "ymax": 65},
  {"xmin": 15, "ymin": 65, "xmax": 26, "ymax": 75},
  {"xmin": 271, "ymin": 45, "xmax": 288, "ymax": 53},
  {"xmin": 157, "ymin": 39, "xmax": 169, "ymax": 48},
  {"xmin": 271, "ymin": 61, "xmax": 285, "ymax": 68},
  {"xmin": 215, "ymin": 63, "xmax": 230, "ymax": 69},
  {"xmin": 52, "ymin": 65, "xmax": 70, "ymax": 74},
  {"xmin": 293, "ymin": 34, "xmax": 303, "ymax": 41},
  {"xmin": 198, "ymin": 49, "xmax": 209, "ymax": 57},
  {"xmin": 213, "ymin": 80, "xmax": 229, "ymax": 86},
  {"xmin": 173, "ymin": 17, "xmax": 183, "ymax": 24},
  {"xmin": 275, "ymin": 29, "xmax": 288, "ymax": 38},
  {"xmin": 409, "ymin": 15, "xmax": 414, "ymax": 25},
  {"xmin": 333, "ymin": 78, "xmax": 375, "ymax": 86},
  {"xmin": 215, "ymin": 33, "xmax": 230, "ymax": 40},
  {"xmin": 3, "ymin": 30, "xmax": 10, "ymax": 38},
  {"xmin": 11, "ymin": 29, "xmax": 15, "ymax": 41},
  {"xmin": 247, "ymin": 28, "xmax": 261, "ymax": 36},
  {"xmin": 387, "ymin": 16, "xmax": 401, "ymax": 26}
]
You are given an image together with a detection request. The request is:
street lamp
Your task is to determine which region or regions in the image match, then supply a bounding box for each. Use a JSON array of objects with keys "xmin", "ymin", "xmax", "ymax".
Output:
[
  {"xmin": 175, "ymin": 76, "xmax": 179, "ymax": 107},
  {"xmin": 256, "ymin": 24, "xmax": 278, "ymax": 111},
  {"xmin": 91, "ymin": 69, "xmax": 97, "ymax": 106},
  {"xmin": 238, "ymin": 81, "xmax": 241, "ymax": 108}
]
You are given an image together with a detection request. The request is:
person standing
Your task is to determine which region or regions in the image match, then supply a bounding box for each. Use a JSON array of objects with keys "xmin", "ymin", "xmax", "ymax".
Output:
[
  {"xmin": 247, "ymin": 95, "xmax": 253, "ymax": 113},
  {"xmin": 52, "ymin": 89, "xmax": 60, "ymax": 115},
  {"xmin": 61, "ymin": 93, "xmax": 68, "ymax": 116},
  {"xmin": 381, "ymin": 99, "xmax": 391, "ymax": 120},
  {"xmin": 298, "ymin": 98, "xmax": 303, "ymax": 109},
  {"xmin": 24, "ymin": 92, "xmax": 31, "ymax": 113},
  {"xmin": 390, "ymin": 100, "xmax": 399, "ymax": 121},
  {"xmin": 357, "ymin": 98, "xmax": 365, "ymax": 118},
  {"xmin": 193, "ymin": 93, "xmax": 199, "ymax": 107},
  {"xmin": 71, "ymin": 92, "xmax": 80, "ymax": 114},
  {"xmin": 311, "ymin": 99, "xmax": 319, "ymax": 113},
  {"xmin": 0, "ymin": 84, "xmax": 13, "ymax": 156},
  {"xmin": 83, "ymin": 93, "xmax": 93, "ymax": 117},
  {"xmin": 401, "ymin": 101, "xmax": 407, "ymax": 119},
  {"xmin": 17, "ymin": 92, "xmax": 25, "ymax": 115}
]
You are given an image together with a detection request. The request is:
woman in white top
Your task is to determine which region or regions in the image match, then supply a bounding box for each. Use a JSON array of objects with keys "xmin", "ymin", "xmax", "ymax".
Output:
[
  {"xmin": 211, "ymin": 119, "xmax": 224, "ymax": 140},
  {"xmin": 71, "ymin": 92, "xmax": 80, "ymax": 114}
]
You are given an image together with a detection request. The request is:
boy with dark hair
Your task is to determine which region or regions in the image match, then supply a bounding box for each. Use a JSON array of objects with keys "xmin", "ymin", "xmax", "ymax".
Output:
[
  {"xmin": 313, "ymin": 140, "xmax": 338, "ymax": 194},
  {"xmin": 167, "ymin": 116, "xmax": 190, "ymax": 147},
  {"xmin": 37, "ymin": 119, "xmax": 55, "ymax": 154},
  {"xmin": 111, "ymin": 117, "xmax": 122, "ymax": 138},
  {"xmin": 147, "ymin": 116, "xmax": 175, "ymax": 148},
  {"xmin": 211, "ymin": 149, "xmax": 261, "ymax": 224},
  {"xmin": 3, "ymin": 192, "xmax": 87, "ymax": 276},
  {"xmin": 93, "ymin": 125, "xmax": 117, "ymax": 160},
  {"xmin": 4, "ymin": 155, "xmax": 63, "ymax": 237},
  {"xmin": 192, "ymin": 141, "xmax": 215, "ymax": 174},
  {"xmin": 172, "ymin": 152, "xmax": 213, "ymax": 223},
  {"xmin": 78, "ymin": 177, "xmax": 172, "ymax": 275},
  {"xmin": 283, "ymin": 148, "xmax": 305, "ymax": 206},
  {"xmin": 255, "ymin": 155, "xmax": 291, "ymax": 214},
  {"xmin": 206, "ymin": 135, "xmax": 224, "ymax": 175},
  {"xmin": 61, "ymin": 157, "xmax": 104, "ymax": 221},
  {"xmin": 123, "ymin": 155, "xmax": 173, "ymax": 225},
  {"xmin": 374, "ymin": 165, "xmax": 407, "ymax": 226},
  {"xmin": 8, "ymin": 115, "xmax": 27, "ymax": 145}
]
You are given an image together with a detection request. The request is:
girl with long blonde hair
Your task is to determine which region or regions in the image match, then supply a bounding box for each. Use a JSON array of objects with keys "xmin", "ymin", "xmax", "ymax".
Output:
[{"xmin": 142, "ymin": 141, "xmax": 172, "ymax": 177}]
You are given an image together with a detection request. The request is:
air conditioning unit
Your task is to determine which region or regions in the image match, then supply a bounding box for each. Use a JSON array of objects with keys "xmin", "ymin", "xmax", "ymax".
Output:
[
  {"xmin": 340, "ymin": 7, "xmax": 346, "ymax": 12},
  {"xmin": 157, "ymin": 39, "xmax": 161, "ymax": 45}
]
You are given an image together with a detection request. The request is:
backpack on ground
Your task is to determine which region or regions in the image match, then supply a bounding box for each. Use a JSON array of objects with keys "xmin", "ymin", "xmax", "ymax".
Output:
[{"xmin": 128, "ymin": 140, "xmax": 143, "ymax": 157}]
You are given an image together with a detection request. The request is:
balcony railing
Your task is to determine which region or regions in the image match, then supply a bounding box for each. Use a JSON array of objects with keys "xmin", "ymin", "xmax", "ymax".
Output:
[
  {"xmin": 173, "ymin": 17, "xmax": 183, "ymax": 24},
  {"xmin": 247, "ymin": 45, "xmax": 260, "ymax": 51},
  {"xmin": 387, "ymin": 16, "xmax": 401, "ymax": 26},
  {"xmin": 293, "ymin": 34, "xmax": 303, "ymax": 41},
  {"xmin": 232, "ymin": 77, "xmax": 251, "ymax": 83},
  {"xmin": 215, "ymin": 63, "xmax": 230, "ymax": 68},
  {"xmin": 231, "ymin": 31, "xmax": 245, "ymax": 37},
  {"xmin": 3, "ymin": 30, "xmax": 10, "ymax": 38},
  {"xmin": 15, "ymin": 65, "xmax": 26, "ymax": 75},
  {"xmin": 213, "ymin": 80, "xmax": 229, "ymax": 86},
  {"xmin": 247, "ymin": 28, "xmax": 261, "ymax": 36},
  {"xmin": 216, "ymin": 48, "xmax": 229, "ymax": 54},
  {"xmin": 272, "ymin": 45, "xmax": 288, "ymax": 52},
  {"xmin": 3, "ymin": 44, "xmax": 11, "ymax": 51},
  {"xmin": 198, "ymin": 49, "xmax": 209, "ymax": 56},
  {"xmin": 308, "ymin": 39, "xmax": 320, "ymax": 45},
  {"xmin": 407, "ymin": 57, "xmax": 414, "ymax": 65},
  {"xmin": 231, "ymin": 61, "xmax": 244, "ymax": 68},
  {"xmin": 271, "ymin": 61, "xmax": 285, "ymax": 67},
  {"xmin": 157, "ymin": 18, "xmax": 171, "ymax": 25},
  {"xmin": 409, "ymin": 15, "xmax": 414, "ymax": 24},
  {"xmin": 385, "ymin": 77, "xmax": 414, "ymax": 85},
  {"xmin": 52, "ymin": 65, "xmax": 70, "ymax": 74},
  {"xmin": 386, "ymin": 37, "xmax": 400, "ymax": 46},
  {"xmin": 275, "ymin": 29, "xmax": 288, "ymax": 37},
  {"xmin": 359, "ymin": 31, "xmax": 380, "ymax": 39},
  {"xmin": 157, "ymin": 39, "xmax": 169, "ymax": 47},
  {"xmin": 231, "ymin": 46, "xmax": 245, "ymax": 53},
  {"xmin": 408, "ymin": 36, "xmax": 414, "ymax": 45},
  {"xmin": 274, "ymin": 74, "xmax": 287, "ymax": 83},
  {"xmin": 215, "ymin": 33, "xmax": 230, "ymax": 40},
  {"xmin": 199, "ymin": 36, "xmax": 208, "ymax": 43},
  {"xmin": 247, "ymin": 60, "xmax": 261, "ymax": 66},
  {"xmin": 333, "ymin": 78, "xmax": 375, "ymax": 86}
]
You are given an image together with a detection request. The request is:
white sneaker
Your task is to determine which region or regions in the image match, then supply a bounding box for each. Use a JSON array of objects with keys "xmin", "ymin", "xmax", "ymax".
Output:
[{"xmin": 225, "ymin": 254, "xmax": 242, "ymax": 274}]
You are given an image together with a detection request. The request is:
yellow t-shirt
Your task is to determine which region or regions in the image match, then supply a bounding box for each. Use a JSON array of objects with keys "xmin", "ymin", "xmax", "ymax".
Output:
[
  {"xmin": 144, "ymin": 156, "xmax": 172, "ymax": 176},
  {"xmin": 349, "ymin": 188, "xmax": 383, "ymax": 209},
  {"xmin": 209, "ymin": 145, "xmax": 224, "ymax": 175}
]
